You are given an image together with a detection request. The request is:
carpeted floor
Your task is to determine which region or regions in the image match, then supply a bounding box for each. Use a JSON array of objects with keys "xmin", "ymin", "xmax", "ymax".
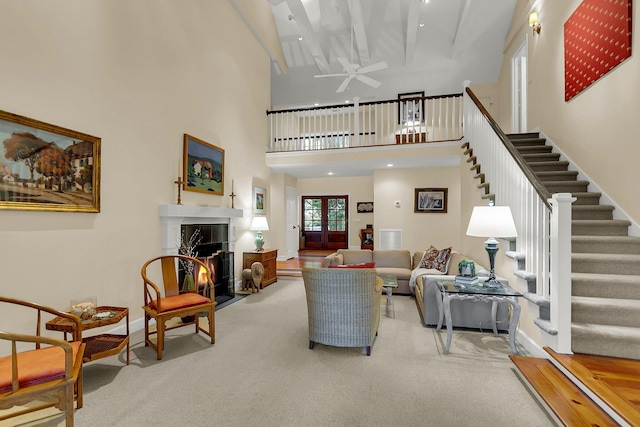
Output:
[{"xmin": 3, "ymin": 277, "xmax": 554, "ymax": 427}]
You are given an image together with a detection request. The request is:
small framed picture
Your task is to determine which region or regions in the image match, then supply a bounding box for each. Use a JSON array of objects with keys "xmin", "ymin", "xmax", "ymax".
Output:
[
  {"xmin": 414, "ymin": 188, "xmax": 447, "ymax": 213},
  {"xmin": 357, "ymin": 202, "xmax": 373, "ymax": 213},
  {"xmin": 253, "ymin": 186, "xmax": 266, "ymax": 215},
  {"xmin": 398, "ymin": 91, "xmax": 425, "ymax": 125}
]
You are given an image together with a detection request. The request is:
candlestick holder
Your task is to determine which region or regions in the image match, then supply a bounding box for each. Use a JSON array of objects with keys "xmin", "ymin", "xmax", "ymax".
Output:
[{"xmin": 174, "ymin": 176, "xmax": 183, "ymax": 205}]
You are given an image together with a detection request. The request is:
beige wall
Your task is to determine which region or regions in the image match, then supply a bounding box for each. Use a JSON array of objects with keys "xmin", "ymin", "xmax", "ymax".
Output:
[
  {"xmin": 374, "ymin": 166, "xmax": 463, "ymax": 255},
  {"xmin": 496, "ymin": 0, "xmax": 640, "ymax": 224},
  {"xmin": 0, "ymin": 1, "xmax": 271, "ymax": 340}
]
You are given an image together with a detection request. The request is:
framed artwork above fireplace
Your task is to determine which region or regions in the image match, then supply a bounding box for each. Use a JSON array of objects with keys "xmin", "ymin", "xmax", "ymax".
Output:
[{"xmin": 183, "ymin": 134, "xmax": 224, "ymax": 196}]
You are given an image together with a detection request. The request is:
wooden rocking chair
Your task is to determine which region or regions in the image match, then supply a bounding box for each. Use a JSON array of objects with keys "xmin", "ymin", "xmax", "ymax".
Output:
[{"xmin": 141, "ymin": 255, "xmax": 217, "ymax": 360}]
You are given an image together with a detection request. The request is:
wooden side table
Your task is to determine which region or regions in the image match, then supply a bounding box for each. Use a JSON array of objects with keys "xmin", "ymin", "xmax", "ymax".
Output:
[
  {"xmin": 46, "ymin": 306, "xmax": 130, "ymax": 364},
  {"xmin": 243, "ymin": 249, "xmax": 278, "ymax": 288}
]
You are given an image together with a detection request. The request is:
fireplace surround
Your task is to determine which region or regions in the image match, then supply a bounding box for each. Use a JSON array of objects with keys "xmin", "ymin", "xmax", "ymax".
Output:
[{"xmin": 159, "ymin": 204, "xmax": 243, "ymax": 302}]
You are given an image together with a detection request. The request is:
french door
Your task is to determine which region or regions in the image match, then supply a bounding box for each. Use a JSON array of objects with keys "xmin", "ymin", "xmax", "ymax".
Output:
[{"xmin": 302, "ymin": 196, "xmax": 348, "ymax": 250}]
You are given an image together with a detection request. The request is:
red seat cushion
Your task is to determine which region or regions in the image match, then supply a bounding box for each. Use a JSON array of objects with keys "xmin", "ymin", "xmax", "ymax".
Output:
[
  {"xmin": 0, "ymin": 341, "xmax": 82, "ymax": 393},
  {"xmin": 328, "ymin": 262, "xmax": 376, "ymax": 269},
  {"xmin": 150, "ymin": 293, "xmax": 211, "ymax": 313}
]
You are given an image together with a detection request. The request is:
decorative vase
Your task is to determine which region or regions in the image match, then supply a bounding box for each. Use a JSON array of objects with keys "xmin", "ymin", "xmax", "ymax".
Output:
[{"xmin": 183, "ymin": 273, "xmax": 195, "ymax": 292}]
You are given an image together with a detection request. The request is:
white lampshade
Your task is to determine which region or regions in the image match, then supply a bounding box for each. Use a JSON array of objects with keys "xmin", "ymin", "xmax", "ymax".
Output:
[
  {"xmin": 250, "ymin": 216, "xmax": 269, "ymax": 231},
  {"xmin": 466, "ymin": 206, "xmax": 518, "ymax": 238}
]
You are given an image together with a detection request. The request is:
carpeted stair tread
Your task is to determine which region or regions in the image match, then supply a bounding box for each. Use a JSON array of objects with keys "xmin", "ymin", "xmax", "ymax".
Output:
[
  {"xmin": 572, "ymin": 272, "xmax": 640, "ymax": 300},
  {"xmin": 572, "ymin": 253, "xmax": 640, "ymax": 275},
  {"xmin": 571, "ymin": 192, "xmax": 602, "ymax": 205},
  {"xmin": 536, "ymin": 170, "xmax": 579, "ymax": 181},
  {"xmin": 515, "ymin": 145, "xmax": 553, "ymax": 154},
  {"xmin": 572, "ymin": 323, "xmax": 640, "ymax": 360},
  {"xmin": 527, "ymin": 160, "xmax": 569, "ymax": 172},
  {"xmin": 543, "ymin": 181, "xmax": 589, "ymax": 193},
  {"xmin": 572, "ymin": 235, "xmax": 640, "ymax": 253},
  {"xmin": 572, "ymin": 205, "xmax": 614, "ymax": 220},
  {"xmin": 572, "ymin": 296, "xmax": 640, "ymax": 327},
  {"xmin": 521, "ymin": 152, "xmax": 561, "ymax": 162},
  {"xmin": 506, "ymin": 132, "xmax": 541, "ymax": 140},
  {"xmin": 572, "ymin": 219, "xmax": 631, "ymax": 236}
]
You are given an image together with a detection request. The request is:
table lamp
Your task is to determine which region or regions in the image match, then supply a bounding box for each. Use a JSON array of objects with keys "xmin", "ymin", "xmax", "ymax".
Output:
[
  {"xmin": 250, "ymin": 216, "xmax": 269, "ymax": 251},
  {"xmin": 465, "ymin": 205, "xmax": 518, "ymax": 288}
]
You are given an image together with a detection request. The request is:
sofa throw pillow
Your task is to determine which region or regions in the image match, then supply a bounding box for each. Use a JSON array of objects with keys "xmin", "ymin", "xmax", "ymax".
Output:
[
  {"xmin": 419, "ymin": 246, "xmax": 440, "ymax": 268},
  {"xmin": 419, "ymin": 245, "xmax": 452, "ymax": 273},
  {"xmin": 328, "ymin": 262, "xmax": 376, "ymax": 269},
  {"xmin": 432, "ymin": 247, "xmax": 452, "ymax": 273}
]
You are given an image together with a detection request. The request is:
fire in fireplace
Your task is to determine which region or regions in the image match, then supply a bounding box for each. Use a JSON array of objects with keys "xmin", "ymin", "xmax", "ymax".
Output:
[{"xmin": 181, "ymin": 224, "xmax": 235, "ymax": 304}]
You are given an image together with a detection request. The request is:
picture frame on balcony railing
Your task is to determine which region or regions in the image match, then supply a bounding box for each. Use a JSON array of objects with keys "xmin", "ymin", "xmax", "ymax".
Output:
[
  {"xmin": 414, "ymin": 188, "xmax": 447, "ymax": 213},
  {"xmin": 183, "ymin": 133, "xmax": 224, "ymax": 196},
  {"xmin": 0, "ymin": 109, "xmax": 101, "ymax": 212},
  {"xmin": 398, "ymin": 91, "xmax": 425, "ymax": 125}
]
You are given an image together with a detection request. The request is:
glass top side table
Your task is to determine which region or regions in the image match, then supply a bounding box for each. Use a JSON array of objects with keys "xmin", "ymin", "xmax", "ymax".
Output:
[{"xmin": 434, "ymin": 279, "xmax": 522, "ymax": 355}]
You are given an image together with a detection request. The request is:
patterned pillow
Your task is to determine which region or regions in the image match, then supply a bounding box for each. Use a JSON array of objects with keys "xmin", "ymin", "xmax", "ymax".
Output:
[
  {"xmin": 432, "ymin": 247, "xmax": 452, "ymax": 273},
  {"xmin": 419, "ymin": 246, "xmax": 440, "ymax": 268},
  {"xmin": 419, "ymin": 245, "xmax": 452, "ymax": 273}
]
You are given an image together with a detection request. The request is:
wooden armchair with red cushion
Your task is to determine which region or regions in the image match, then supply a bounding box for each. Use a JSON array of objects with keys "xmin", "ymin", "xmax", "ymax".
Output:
[
  {"xmin": 0, "ymin": 296, "xmax": 85, "ymax": 426},
  {"xmin": 141, "ymin": 255, "xmax": 217, "ymax": 360}
]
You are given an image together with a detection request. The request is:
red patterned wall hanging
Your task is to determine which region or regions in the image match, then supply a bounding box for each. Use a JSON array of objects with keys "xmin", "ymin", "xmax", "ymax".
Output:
[{"xmin": 564, "ymin": 0, "xmax": 632, "ymax": 101}]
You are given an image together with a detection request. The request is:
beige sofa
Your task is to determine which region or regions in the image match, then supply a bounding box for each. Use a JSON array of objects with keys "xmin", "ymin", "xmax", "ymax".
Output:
[
  {"xmin": 324, "ymin": 249, "xmax": 421, "ymax": 295},
  {"xmin": 413, "ymin": 252, "xmax": 510, "ymax": 331}
]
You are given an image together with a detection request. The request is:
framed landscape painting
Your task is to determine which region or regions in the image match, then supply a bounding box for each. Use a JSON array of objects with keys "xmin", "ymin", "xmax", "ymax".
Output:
[
  {"xmin": 414, "ymin": 188, "xmax": 447, "ymax": 213},
  {"xmin": 183, "ymin": 134, "xmax": 224, "ymax": 196},
  {"xmin": 0, "ymin": 109, "xmax": 101, "ymax": 212}
]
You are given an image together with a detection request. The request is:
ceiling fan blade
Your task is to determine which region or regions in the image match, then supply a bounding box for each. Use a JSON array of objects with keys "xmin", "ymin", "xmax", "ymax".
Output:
[
  {"xmin": 358, "ymin": 61, "xmax": 388, "ymax": 74},
  {"xmin": 336, "ymin": 76, "xmax": 353, "ymax": 93},
  {"xmin": 355, "ymin": 74, "xmax": 381, "ymax": 88},
  {"xmin": 336, "ymin": 57, "xmax": 354, "ymax": 72},
  {"xmin": 314, "ymin": 73, "xmax": 349, "ymax": 78}
]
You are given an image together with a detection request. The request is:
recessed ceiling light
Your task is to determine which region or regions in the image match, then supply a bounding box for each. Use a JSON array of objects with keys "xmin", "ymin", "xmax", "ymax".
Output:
[
  {"xmin": 419, "ymin": 22, "xmax": 425, "ymax": 27},
  {"xmin": 344, "ymin": 100, "xmax": 349, "ymax": 103},
  {"xmin": 328, "ymin": 172, "xmax": 334, "ymax": 176},
  {"xmin": 387, "ymin": 163, "xmax": 394, "ymax": 167},
  {"xmin": 314, "ymin": 103, "xmax": 319, "ymax": 106},
  {"xmin": 298, "ymin": 35, "xmax": 303, "ymax": 41}
]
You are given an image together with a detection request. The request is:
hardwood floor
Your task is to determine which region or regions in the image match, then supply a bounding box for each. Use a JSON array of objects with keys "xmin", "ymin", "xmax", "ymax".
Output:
[
  {"xmin": 276, "ymin": 250, "xmax": 333, "ymax": 276},
  {"xmin": 511, "ymin": 347, "xmax": 640, "ymax": 426}
]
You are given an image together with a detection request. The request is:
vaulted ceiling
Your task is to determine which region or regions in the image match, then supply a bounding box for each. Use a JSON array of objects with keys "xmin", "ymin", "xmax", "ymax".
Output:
[{"xmin": 268, "ymin": 0, "xmax": 518, "ymax": 109}]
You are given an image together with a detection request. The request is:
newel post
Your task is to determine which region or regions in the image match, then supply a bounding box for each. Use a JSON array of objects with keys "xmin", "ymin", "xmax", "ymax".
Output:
[{"xmin": 549, "ymin": 193, "xmax": 576, "ymax": 354}]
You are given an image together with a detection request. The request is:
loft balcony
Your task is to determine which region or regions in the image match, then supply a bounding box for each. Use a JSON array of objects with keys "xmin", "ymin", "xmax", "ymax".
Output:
[{"xmin": 266, "ymin": 93, "xmax": 463, "ymax": 177}]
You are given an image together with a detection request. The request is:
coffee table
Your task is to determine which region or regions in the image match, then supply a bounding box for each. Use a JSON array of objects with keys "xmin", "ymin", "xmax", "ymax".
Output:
[
  {"xmin": 378, "ymin": 274, "xmax": 398, "ymax": 318},
  {"xmin": 434, "ymin": 279, "xmax": 522, "ymax": 355}
]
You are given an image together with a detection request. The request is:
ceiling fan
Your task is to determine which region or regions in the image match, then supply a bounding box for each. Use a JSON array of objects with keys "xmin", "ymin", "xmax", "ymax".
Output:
[
  {"xmin": 315, "ymin": 58, "xmax": 388, "ymax": 93},
  {"xmin": 313, "ymin": 8, "xmax": 388, "ymax": 93}
]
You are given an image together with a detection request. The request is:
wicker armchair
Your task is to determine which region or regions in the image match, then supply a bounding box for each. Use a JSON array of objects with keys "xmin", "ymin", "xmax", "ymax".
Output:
[
  {"xmin": 302, "ymin": 268, "xmax": 383, "ymax": 356},
  {"xmin": 0, "ymin": 296, "xmax": 85, "ymax": 426}
]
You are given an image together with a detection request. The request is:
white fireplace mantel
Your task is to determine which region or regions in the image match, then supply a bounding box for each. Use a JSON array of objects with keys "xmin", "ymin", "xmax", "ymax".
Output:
[{"xmin": 159, "ymin": 204, "xmax": 243, "ymax": 255}]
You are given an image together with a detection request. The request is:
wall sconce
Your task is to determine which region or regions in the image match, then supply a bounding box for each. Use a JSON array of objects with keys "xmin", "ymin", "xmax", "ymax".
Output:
[{"xmin": 529, "ymin": 12, "xmax": 541, "ymax": 35}]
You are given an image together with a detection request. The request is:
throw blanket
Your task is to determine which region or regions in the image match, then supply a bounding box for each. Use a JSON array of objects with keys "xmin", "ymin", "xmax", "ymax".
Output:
[{"xmin": 409, "ymin": 267, "xmax": 444, "ymax": 294}]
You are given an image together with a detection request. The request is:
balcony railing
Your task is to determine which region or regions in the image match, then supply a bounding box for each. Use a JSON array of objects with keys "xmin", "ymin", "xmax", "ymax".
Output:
[{"xmin": 267, "ymin": 93, "xmax": 463, "ymax": 152}]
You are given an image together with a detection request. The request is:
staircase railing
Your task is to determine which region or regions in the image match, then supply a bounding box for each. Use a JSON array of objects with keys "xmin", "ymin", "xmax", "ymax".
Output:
[
  {"xmin": 463, "ymin": 86, "xmax": 573, "ymax": 353},
  {"xmin": 267, "ymin": 94, "xmax": 463, "ymax": 152}
]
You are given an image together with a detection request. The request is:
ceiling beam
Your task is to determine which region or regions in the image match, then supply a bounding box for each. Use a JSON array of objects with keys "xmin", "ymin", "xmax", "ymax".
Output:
[
  {"xmin": 451, "ymin": 0, "xmax": 472, "ymax": 57},
  {"xmin": 348, "ymin": 0, "xmax": 370, "ymax": 65},
  {"xmin": 405, "ymin": 0, "xmax": 420, "ymax": 65},
  {"xmin": 285, "ymin": 0, "xmax": 331, "ymax": 74},
  {"xmin": 365, "ymin": 0, "xmax": 387, "ymax": 58}
]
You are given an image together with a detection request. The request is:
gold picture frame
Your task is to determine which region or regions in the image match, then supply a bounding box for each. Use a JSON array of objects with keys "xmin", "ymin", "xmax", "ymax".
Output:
[
  {"xmin": 0, "ymin": 109, "xmax": 101, "ymax": 212},
  {"xmin": 183, "ymin": 134, "xmax": 224, "ymax": 196}
]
